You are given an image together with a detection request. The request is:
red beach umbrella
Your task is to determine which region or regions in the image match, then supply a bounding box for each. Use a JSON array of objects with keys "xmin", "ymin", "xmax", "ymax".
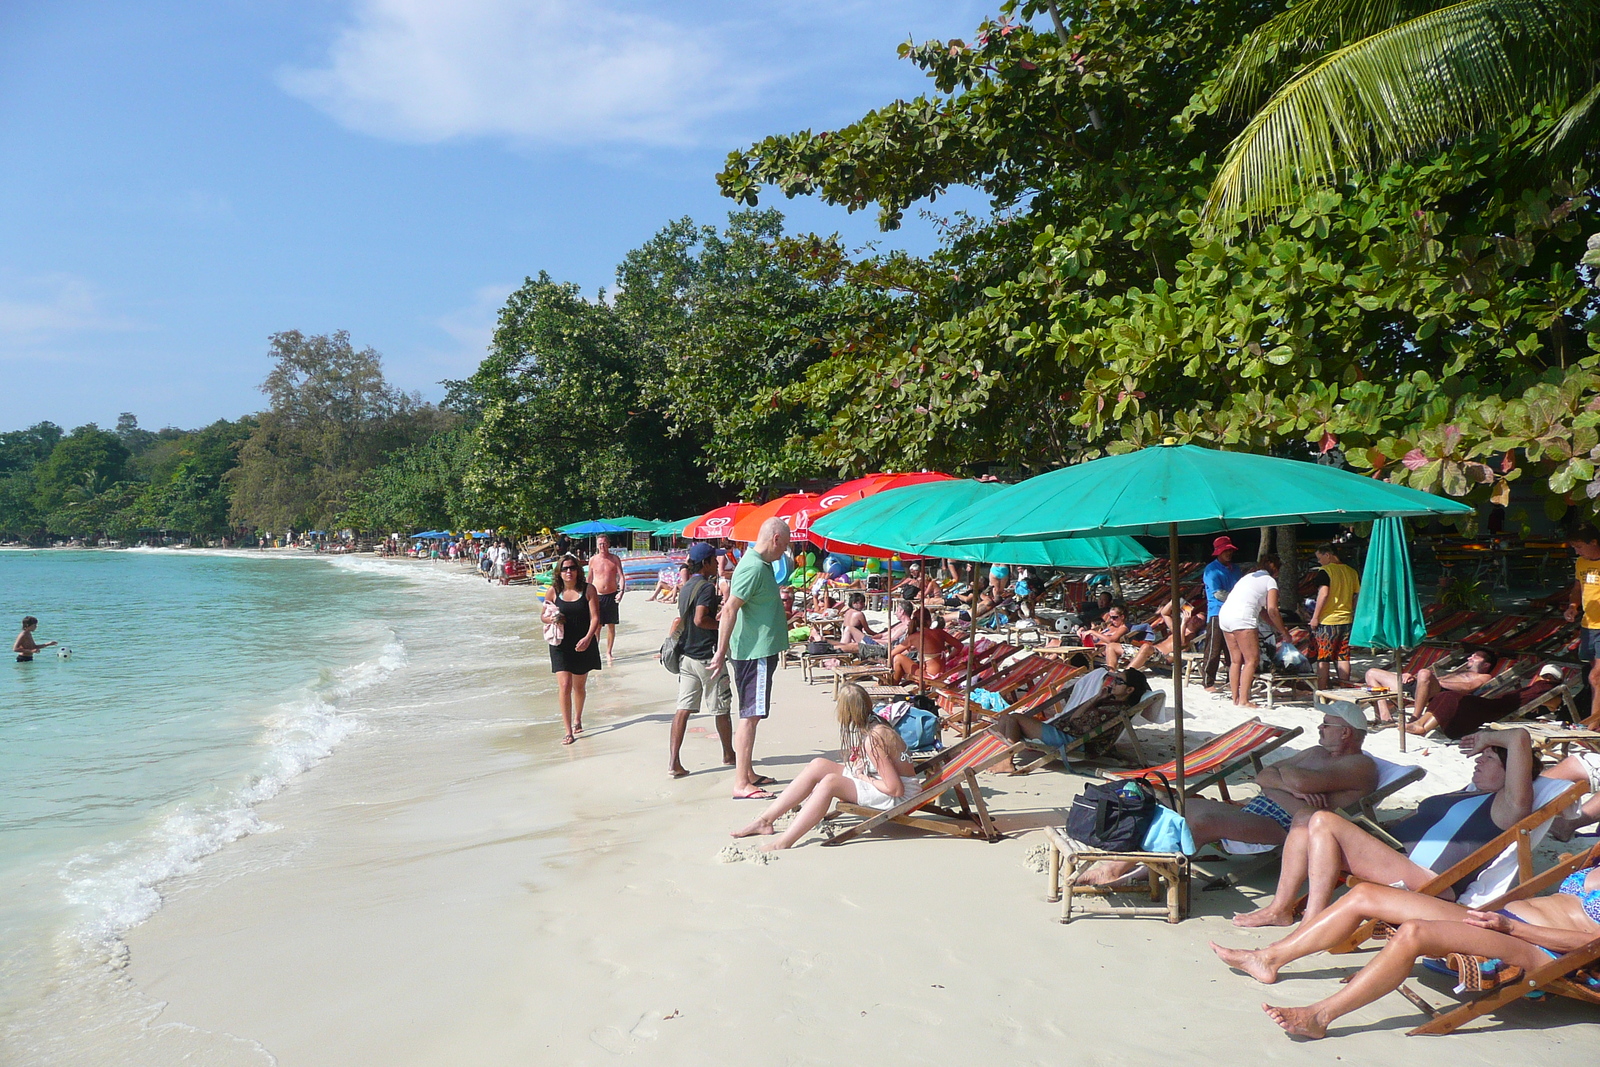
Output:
[
  {"xmin": 683, "ymin": 503, "xmax": 756, "ymax": 541},
  {"xmin": 807, "ymin": 472, "xmax": 956, "ymax": 557},
  {"xmin": 728, "ymin": 493, "xmax": 825, "ymax": 542}
]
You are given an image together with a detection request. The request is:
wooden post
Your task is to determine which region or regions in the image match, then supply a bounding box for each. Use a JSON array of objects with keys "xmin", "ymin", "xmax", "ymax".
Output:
[
  {"xmin": 1396, "ymin": 646, "xmax": 1407, "ymax": 754},
  {"xmin": 961, "ymin": 582, "xmax": 980, "ymax": 738},
  {"xmin": 1170, "ymin": 523, "xmax": 1186, "ymax": 814}
]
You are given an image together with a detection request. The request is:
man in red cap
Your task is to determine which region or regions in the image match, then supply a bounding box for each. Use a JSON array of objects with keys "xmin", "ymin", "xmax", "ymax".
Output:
[{"xmin": 1202, "ymin": 535, "xmax": 1242, "ymax": 690}]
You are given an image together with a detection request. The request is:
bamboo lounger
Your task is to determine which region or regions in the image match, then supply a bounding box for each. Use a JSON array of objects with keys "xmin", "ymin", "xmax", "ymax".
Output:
[{"xmin": 822, "ymin": 728, "xmax": 1022, "ymax": 846}]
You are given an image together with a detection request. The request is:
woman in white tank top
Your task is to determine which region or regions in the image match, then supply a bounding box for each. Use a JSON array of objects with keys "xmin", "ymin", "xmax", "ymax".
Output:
[{"xmin": 1218, "ymin": 556, "xmax": 1294, "ymax": 709}]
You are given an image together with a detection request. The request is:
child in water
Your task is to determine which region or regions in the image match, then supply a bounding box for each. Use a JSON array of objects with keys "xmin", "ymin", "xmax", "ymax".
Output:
[{"xmin": 13, "ymin": 616, "xmax": 57, "ymax": 662}]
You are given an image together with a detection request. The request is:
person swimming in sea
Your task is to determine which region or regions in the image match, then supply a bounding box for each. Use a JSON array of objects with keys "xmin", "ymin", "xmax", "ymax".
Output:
[{"xmin": 14, "ymin": 616, "xmax": 57, "ymax": 663}]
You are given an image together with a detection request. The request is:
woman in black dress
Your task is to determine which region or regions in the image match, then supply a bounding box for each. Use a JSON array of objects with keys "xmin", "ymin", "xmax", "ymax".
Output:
[{"xmin": 547, "ymin": 554, "xmax": 601, "ymax": 745}]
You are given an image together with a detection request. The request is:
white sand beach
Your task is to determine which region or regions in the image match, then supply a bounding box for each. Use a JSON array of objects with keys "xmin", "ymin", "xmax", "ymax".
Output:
[{"xmin": 89, "ymin": 593, "xmax": 1600, "ymax": 1065}]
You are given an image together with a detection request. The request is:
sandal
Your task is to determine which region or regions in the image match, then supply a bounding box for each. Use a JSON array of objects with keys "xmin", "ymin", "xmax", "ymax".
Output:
[{"xmin": 561, "ymin": 734, "xmax": 576, "ymax": 746}]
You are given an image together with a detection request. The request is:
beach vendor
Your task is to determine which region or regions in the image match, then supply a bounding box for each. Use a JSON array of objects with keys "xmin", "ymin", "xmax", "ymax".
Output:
[
  {"xmin": 588, "ymin": 534, "xmax": 624, "ymax": 665},
  {"xmin": 1308, "ymin": 543, "xmax": 1361, "ymax": 689},
  {"xmin": 1565, "ymin": 524, "xmax": 1600, "ymax": 726},
  {"xmin": 13, "ymin": 616, "xmax": 57, "ymax": 663},
  {"xmin": 667, "ymin": 544, "xmax": 734, "ymax": 778},
  {"xmin": 710, "ymin": 518, "xmax": 791, "ymax": 801}
]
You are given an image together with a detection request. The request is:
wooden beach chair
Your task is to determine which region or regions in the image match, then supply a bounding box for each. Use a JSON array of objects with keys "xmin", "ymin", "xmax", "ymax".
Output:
[
  {"xmin": 1330, "ymin": 779, "xmax": 1586, "ymax": 954},
  {"xmin": 1396, "ymin": 841, "xmax": 1600, "ymax": 1035},
  {"xmin": 1011, "ymin": 690, "xmax": 1164, "ymax": 774},
  {"xmin": 822, "ymin": 728, "xmax": 1022, "ymax": 845},
  {"xmin": 1102, "ymin": 718, "xmax": 1304, "ymax": 800}
]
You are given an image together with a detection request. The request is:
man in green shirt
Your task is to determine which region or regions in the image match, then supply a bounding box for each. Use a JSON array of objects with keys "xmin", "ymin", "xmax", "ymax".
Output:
[{"xmin": 710, "ymin": 518, "xmax": 792, "ymax": 800}]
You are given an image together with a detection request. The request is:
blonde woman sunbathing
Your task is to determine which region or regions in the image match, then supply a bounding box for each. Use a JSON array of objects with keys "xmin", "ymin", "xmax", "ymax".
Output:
[{"xmin": 731, "ymin": 683, "xmax": 917, "ymax": 851}]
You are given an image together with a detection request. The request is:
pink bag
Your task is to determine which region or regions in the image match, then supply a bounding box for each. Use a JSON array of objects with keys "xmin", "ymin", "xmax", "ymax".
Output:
[{"xmin": 541, "ymin": 600, "xmax": 564, "ymax": 646}]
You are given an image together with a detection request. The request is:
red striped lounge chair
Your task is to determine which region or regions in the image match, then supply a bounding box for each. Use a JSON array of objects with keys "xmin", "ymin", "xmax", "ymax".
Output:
[{"xmin": 1103, "ymin": 717, "xmax": 1304, "ymax": 800}]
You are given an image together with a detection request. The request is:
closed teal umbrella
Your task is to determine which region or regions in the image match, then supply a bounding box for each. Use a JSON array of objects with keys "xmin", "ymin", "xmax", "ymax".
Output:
[
  {"xmin": 808, "ymin": 479, "xmax": 1152, "ymax": 567},
  {"xmin": 1351, "ymin": 517, "xmax": 1429, "ymax": 749}
]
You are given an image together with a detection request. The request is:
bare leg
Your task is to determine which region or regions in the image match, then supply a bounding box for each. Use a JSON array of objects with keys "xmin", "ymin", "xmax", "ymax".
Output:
[
  {"xmin": 571, "ymin": 672, "xmax": 588, "ymax": 733},
  {"xmin": 732, "ymin": 757, "xmax": 841, "ymax": 837},
  {"xmin": 1225, "ymin": 630, "xmax": 1246, "ymax": 705},
  {"xmin": 715, "ymin": 713, "xmax": 735, "ymax": 765},
  {"xmin": 1209, "ymin": 882, "xmax": 1475, "ymax": 984},
  {"xmin": 604, "ymin": 623, "xmax": 616, "ymax": 663},
  {"xmin": 1411, "ymin": 669, "xmax": 1439, "ymax": 722},
  {"xmin": 556, "ymin": 672, "xmax": 575, "ymax": 743},
  {"xmin": 1588, "ymin": 657, "xmax": 1600, "ymax": 726},
  {"xmin": 1261, "ymin": 918, "xmax": 1551, "ymax": 1039},
  {"xmin": 762, "ymin": 773, "xmax": 861, "ymax": 850},
  {"xmin": 1335, "ymin": 655, "xmax": 1351, "ymax": 686},
  {"xmin": 668, "ymin": 709, "xmax": 693, "ymax": 776},
  {"xmin": 1301, "ymin": 811, "xmax": 1435, "ymax": 921},
  {"xmin": 1233, "ymin": 810, "xmax": 1315, "ymax": 927},
  {"xmin": 1364, "ymin": 667, "xmax": 1398, "ymax": 721},
  {"xmin": 1234, "ymin": 629, "xmax": 1260, "ymax": 708},
  {"xmin": 732, "ymin": 715, "xmax": 763, "ymax": 796}
]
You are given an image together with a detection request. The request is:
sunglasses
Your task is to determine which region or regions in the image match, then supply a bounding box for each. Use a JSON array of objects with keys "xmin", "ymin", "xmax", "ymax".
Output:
[{"xmin": 560, "ymin": 565, "xmax": 579, "ymax": 572}]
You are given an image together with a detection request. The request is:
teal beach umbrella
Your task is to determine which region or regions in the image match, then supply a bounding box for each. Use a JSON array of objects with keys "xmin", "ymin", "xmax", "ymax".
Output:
[
  {"xmin": 652, "ymin": 515, "xmax": 702, "ymax": 538},
  {"xmin": 808, "ymin": 480, "xmax": 1152, "ymax": 568},
  {"xmin": 928, "ymin": 442, "xmax": 1474, "ymax": 806}
]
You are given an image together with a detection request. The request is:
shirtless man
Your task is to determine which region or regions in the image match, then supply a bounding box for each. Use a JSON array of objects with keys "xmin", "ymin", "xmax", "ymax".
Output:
[
  {"xmin": 895, "ymin": 562, "xmax": 941, "ymax": 608},
  {"xmin": 13, "ymin": 616, "xmax": 57, "ymax": 662},
  {"xmin": 834, "ymin": 592, "xmax": 887, "ymax": 660},
  {"xmin": 587, "ymin": 534, "xmax": 624, "ymax": 664},
  {"xmin": 1364, "ymin": 648, "xmax": 1494, "ymax": 725},
  {"xmin": 1085, "ymin": 704, "xmax": 1378, "ymax": 884}
]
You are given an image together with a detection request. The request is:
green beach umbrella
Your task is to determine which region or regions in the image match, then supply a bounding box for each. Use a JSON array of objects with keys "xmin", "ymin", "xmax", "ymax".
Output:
[
  {"xmin": 603, "ymin": 516, "xmax": 663, "ymax": 532},
  {"xmin": 808, "ymin": 479, "xmax": 1153, "ymax": 568},
  {"xmin": 929, "ymin": 442, "xmax": 1474, "ymax": 807},
  {"xmin": 652, "ymin": 515, "xmax": 702, "ymax": 538},
  {"xmin": 1351, "ymin": 517, "xmax": 1429, "ymax": 751}
]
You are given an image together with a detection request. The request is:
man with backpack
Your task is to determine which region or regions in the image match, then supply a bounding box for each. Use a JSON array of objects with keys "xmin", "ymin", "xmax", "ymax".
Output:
[{"xmin": 667, "ymin": 543, "xmax": 734, "ymax": 778}]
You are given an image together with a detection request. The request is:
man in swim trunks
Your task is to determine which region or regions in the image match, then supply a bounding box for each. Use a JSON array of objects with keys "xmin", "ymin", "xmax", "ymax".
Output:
[
  {"xmin": 13, "ymin": 616, "xmax": 56, "ymax": 662},
  {"xmin": 1084, "ymin": 703, "xmax": 1379, "ymax": 884},
  {"xmin": 1308, "ymin": 542, "xmax": 1361, "ymax": 689},
  {"xmin": 587, "ymin": 534, "xmax": 624, "ymax": 664},
  {"xmin": 1363, "ymin": 648, "xmax": 1495, "ymax": 726},
  {"xmin": 833, "ymin": 592, "xmax": 886, "ymax": 659}
]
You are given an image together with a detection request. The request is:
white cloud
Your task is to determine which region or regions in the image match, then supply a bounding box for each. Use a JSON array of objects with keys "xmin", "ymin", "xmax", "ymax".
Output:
[
  {"xmin": 279, "ymin": 0, "xmax": 764, "ymax": 147},
  {"xmin": 433, "ymin": 282, "xmax": 512, "ymax": 354},
  {"xmin": 0, "ymin": 273, "xmax": 139, "ymax": 347}
]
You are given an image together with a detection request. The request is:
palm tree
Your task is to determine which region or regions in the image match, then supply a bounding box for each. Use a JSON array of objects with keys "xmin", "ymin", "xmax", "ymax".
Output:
[{"xmin": 1204, "ymin": 0, "xmax": 1600, "ymax": 220}]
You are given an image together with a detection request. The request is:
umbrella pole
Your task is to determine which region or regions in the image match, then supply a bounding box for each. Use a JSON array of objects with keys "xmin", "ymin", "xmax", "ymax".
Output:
[
  {"xmin": 1170, "ymin": 523, "xmax": 1186, "ymax": 816},
  {"xmin": 962, "ymin": 596, "xmax": 979, "ymax": 738},
  {"xmin": 1396, "ymin": 646, "xmax": 1407, "ymax": 754}
]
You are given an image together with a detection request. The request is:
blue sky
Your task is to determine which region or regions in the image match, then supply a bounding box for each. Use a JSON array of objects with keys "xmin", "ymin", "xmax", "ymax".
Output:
[{"xmin": 0, "ymin": 1, "xmax": 998, "ymax": 433}]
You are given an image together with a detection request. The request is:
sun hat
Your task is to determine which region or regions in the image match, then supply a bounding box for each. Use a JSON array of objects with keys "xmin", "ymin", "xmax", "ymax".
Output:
[
  {"xmin": 1212, "ymin": 536, "xmax": 1239, "ymax": 557},
  {"xmin": 1322, "ymin": 700, "xmax": 1369, "ymax": 733},
  {"xmin": 687, "ymin": 542, "xmax": 718, "ymax": 564},
  {"xmin": 1538, "ymin": 664, "xmax": 1564, "ymax": 682}
]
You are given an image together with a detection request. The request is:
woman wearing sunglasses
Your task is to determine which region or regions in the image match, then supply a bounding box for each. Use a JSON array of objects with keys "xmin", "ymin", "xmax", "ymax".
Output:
[{"xmin": 545, "ymin": 553, "xmax": 602, "ymax": 745}]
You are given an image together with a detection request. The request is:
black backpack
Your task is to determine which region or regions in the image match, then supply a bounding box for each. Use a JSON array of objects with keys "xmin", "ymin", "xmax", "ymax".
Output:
[{"xmin": 1065, "ymin": 776, "xmax": 1169, "ymax": 851}]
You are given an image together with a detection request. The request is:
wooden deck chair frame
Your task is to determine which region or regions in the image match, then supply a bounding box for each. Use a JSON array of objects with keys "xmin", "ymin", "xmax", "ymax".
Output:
[
  {"xmin": 1044, "ymin": 825, "xmax": 1190, "ymax": 924},
  {"xmin": 1103, "ymin": 718, "xmax": 1305, "ymax": 801},
  {"xmin": 823, "ymin": 729, "xmax": 1023, "ymax": 845},
  {"xmin": 1397, "ymin": 841, "xmax": 1600, "ymax": 1034},
  {"xmin": 1011, "ymin": 690, "xmax": 1162, "ymax": 775},
  {"xmin": 1330, "ymin": 781, "xmax": 1586, "ymax": 954}
]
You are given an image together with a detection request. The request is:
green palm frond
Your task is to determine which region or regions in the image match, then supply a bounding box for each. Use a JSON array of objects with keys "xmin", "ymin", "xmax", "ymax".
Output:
[
  {"xmin": 1531, "ymin": 77, "xmax": 1600, "ymax": 159},
  {"xmin": 1206, "ymin": 0, "xmax": 1596, "ymax": 221},
  {"xmin": 1215, "ymin": 0, "xmax": 1455, "ymax": 109}
]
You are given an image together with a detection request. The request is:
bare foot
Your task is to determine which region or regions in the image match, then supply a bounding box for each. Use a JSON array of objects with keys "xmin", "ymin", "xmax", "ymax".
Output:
[
  {"xmin": 757, "ymin": 840, "xmax": 790, "ymax": 852},
  {"xmin": 669, "ymin": 766, "xmax": 689, "ymax": 779},
  {"xmin": 1232, "ymin": 905, "xmax": 1295, "ymax": 929},
  {"xmin": 1262, "ymin": 1003, "xmax": 1326, "ymax": 1039},
  {"xmin": 1551, "ymin": 815, "xmax": 1580, "ymax": 842},
  {"xmin": 1237, "ymin": 701, "xmax": 1262, "ymax": 710},
  {"xmin": 1209, "ymin": 941, "xmax": 1280, "ymax": 984},
  {"xmin": 731, "ymin": 819, "xmax": 776, "ymax": 838}
]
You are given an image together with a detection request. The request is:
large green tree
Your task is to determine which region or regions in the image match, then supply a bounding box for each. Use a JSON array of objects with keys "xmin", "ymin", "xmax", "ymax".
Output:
[
  {"xmin": 461, "ymin": 274, "xmax": 713, "ymax": 531},
  {"xmin": 229, "ymin": 331, "xmax": 451, "ymax": 532}
]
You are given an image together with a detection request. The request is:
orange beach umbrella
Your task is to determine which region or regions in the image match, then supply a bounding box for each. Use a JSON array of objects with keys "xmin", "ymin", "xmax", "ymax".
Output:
[
  {"xmin": 728, "ymin": 493, "xmax": 825, "ymax": 542},
  {"xmin": 806, "ymin": 472, "xmax": 956, "ymax": 557}
]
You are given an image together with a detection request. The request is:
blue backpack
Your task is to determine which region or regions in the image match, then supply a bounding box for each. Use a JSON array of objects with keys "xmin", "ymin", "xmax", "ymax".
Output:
[{"xmin": 879, "ymin": 700, "xmax": 941, "ymax": 753}]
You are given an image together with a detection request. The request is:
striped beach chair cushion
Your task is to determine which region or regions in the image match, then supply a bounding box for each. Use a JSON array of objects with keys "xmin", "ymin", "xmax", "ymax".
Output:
[{"xmin": 1104, "ymin": 718, "xmax": 1290, "ymax": 783}]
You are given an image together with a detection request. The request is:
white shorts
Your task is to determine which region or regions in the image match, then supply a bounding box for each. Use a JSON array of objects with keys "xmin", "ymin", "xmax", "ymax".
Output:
[
  {"xmin": 1572, "ymin": 751, "xmax": 1600, "ymax": 795},
  {"xmin": 846, "ymin": 771, "xmax": 921, "ymax": 811}
]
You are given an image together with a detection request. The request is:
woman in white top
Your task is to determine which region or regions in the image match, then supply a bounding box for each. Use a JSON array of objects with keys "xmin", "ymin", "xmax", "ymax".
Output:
[
  {"xmin": 1217, "ymin": 555, "xmax": 1294, "ymax": 709},
  {"xmin": 731, "ymin": 683, "xmax": 918, "ymax": 851}
]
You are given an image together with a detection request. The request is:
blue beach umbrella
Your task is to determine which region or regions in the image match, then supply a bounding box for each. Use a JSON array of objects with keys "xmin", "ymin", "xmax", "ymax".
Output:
[{"xmin": 560, "ymin": 519, "xmax": 633, "ymax": 536}]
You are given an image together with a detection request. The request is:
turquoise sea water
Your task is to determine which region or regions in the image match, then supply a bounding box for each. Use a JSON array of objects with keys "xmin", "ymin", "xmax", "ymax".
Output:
[{"xmin": 0, "ymin": 548, "xmax": 546, "ymax": 1038}]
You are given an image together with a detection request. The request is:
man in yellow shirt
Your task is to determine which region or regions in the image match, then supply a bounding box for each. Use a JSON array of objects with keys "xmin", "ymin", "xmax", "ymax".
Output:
[
  {"xmin": 1309, "ymin": 543, "xmax": 1362, "ymax": 689},
  {"xmin": 1564, "ymin": 525, "xmax": 1600, "ymax": 726}
]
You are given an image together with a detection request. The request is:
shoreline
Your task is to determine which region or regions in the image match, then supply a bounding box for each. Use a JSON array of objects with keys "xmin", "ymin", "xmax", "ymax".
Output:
[{"xmin": 16, "ymin": 577, "xmax": 1599, "ymax": 1063}]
